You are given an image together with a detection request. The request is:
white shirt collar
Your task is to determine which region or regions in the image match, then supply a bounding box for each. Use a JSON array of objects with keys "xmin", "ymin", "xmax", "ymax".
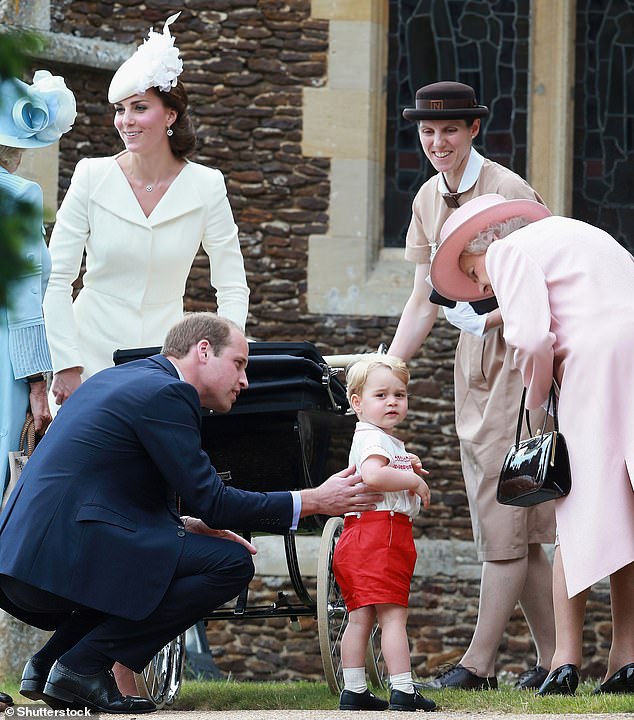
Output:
[
  {"xmin": 437, "ymin": 147, "xmax": 485, "ymax": 194},
  {"xmin": 165, "ymin": 357, "xmax": 185, "ymax": 381}
]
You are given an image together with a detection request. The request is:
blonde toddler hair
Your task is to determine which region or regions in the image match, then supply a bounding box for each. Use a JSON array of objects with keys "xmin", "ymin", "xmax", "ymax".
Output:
[{"xmin": 345, "ymin": 353, "xmax": 410, "ymax": 405}]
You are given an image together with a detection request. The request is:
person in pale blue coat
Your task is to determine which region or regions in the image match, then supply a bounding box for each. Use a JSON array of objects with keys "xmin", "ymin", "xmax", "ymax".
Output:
[{"xmin": 0, "ymin": 70, "xmax": 76, "ymax": 520}]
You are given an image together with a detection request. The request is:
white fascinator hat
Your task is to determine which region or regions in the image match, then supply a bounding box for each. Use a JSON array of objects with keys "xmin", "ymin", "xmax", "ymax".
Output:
[
  {"xmin": 0, "ymin": 70, "xmax": 76, "ymax": 149},
  {"xmin": 108, "ymin": 12, "xmax": 184, "ymax": 104}
]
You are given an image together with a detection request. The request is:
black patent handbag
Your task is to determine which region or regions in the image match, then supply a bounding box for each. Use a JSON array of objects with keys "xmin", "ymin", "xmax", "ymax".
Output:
[{"xmin": 497, "ymin": 385, "xmax": 572, "ymax": 507}]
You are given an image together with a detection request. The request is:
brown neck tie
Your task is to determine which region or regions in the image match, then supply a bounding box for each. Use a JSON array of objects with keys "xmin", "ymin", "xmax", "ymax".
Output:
[{"xmin": 442, "ymin": 191, "xmax": 462, "ymax": 208}]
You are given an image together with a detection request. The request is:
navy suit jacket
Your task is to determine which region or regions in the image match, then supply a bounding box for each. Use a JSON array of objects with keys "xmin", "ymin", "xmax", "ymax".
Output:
[{"xmin": 0, "ymin": 355, "xmax": 292, "ymax": 626}]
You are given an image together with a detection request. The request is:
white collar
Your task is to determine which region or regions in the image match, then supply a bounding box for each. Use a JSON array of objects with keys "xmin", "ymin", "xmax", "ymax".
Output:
[
  {"xmin": 437, "ymin": 147, "xmax": 484, "ymax": 194},
  {"xmin": 165, "ymin": 357, "xmax": 185, "ymax": 381}
]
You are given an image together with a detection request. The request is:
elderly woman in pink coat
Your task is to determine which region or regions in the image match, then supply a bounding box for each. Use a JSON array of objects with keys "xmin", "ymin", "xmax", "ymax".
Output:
[{"xmin": 430, "ymin": 193, "xmax": 634, "ymax": 696}]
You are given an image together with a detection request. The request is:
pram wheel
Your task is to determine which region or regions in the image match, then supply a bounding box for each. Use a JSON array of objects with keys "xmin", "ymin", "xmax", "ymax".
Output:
[
  {"xmin": 317, "ymin": 516, "xmax": 347, "ymax": 693},
  {"xmin": 134, "ymin": 632, "xmax": 185, "ymax": 708}
]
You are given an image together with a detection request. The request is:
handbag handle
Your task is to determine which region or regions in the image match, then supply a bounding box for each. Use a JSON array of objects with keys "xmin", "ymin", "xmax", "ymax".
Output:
[
  {"xmin": 20, "ymin": 412, "xmax": 36, "ymax": 457},
  {"xmin": 515, "ymin": 384, "xmax": 559, "ymax": 447}
]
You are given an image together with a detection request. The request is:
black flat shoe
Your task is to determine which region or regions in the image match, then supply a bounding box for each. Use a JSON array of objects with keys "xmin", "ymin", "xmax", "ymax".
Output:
[
  {"xmin": 0, "ymin": 691, "xmax": 13, "ymax": 706},
  {"xmin": 339, "ymin": 688, "xmax": 389, "ymax": 710},
  {"xmin": 20, "ymin": 656, "xmax": 79, "ymax": 710},
  {"xmin": 515, "ymin": 664, "xmax": 549, "ymax": 689},
  {"xmin": 44, "ymin": 661, "xmax": 156, "ymax": 714},
  {"xmin": 536, "ymin": 664, "xmax": 579, "ymax": 696},
  {"xmin": 421, "ymin": 663, "xmax": 497, "ymax": 690},
  {"xmin": 389, "ymin": 688, "xmax": 437, "ymax": 712},
  {"xmin": 593, "ymin": 663, "xmax": 634, "ymax": 694}
]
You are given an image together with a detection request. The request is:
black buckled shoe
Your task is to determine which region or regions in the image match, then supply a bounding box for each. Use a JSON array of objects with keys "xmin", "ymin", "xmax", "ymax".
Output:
[
  {"xmin": 0, "ymin": 691, "xmax": 13, "ymax": 707},
  {"xmin": 515, "ymin": 665, "xmax": 549, "ymax": 690},
  {"xmin": 339, "ymin": 688, "xmax": 389, "ymax": 710},
  {"xmin": 536, "ymin": 664, "xmax": 579, "ymax": 696},
  {"xmin": 421, "ymin": 664, "xmax": 497, "ymax": 690},
  {"xmin": 44, "ymin": 661, "xmax": 156, "ymax": 714},
  {"xmin": 20, "ymin": 657, "xmax": 78, "ymax": 710},
  {"xmin": 593, "ymin": 663, "xmax": 634, "ymax": 694},
  {"xmin": 389, "ymin": 688, "xmax": 437, "ymax": 712}
]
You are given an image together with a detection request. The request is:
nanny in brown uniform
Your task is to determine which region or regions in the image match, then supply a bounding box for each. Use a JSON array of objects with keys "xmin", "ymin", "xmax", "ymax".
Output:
[{"xmin": 388, "ymin": 82, "xmax": 556, "ymax": 690}]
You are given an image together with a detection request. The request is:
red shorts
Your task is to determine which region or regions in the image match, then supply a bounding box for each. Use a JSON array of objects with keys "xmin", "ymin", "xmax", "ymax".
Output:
[{"xmin": 332, "ymin": 511, "xmax": 417, "ymax": 611}]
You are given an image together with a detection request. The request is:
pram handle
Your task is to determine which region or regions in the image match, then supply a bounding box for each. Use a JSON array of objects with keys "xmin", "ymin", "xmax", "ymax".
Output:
[{"xmin": 322, "ymin": 344, "xmax": 388, "ymax": 370}]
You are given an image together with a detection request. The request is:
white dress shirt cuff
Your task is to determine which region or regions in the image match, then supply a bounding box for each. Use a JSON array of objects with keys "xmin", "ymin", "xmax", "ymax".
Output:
[{"xmin": 290, "ymin": 490, "xmax": 301, "ymax": 530}]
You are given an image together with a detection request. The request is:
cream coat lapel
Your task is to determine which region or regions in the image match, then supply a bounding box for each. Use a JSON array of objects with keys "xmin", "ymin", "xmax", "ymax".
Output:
[{"xmin": 89, "ymin": 159, "xmax": 203, "ymax": 228}]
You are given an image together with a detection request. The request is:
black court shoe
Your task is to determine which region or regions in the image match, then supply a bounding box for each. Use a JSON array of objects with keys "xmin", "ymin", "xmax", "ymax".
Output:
[
  {"xmin": 593, "ymin": 663, "xmax": 634, "ymax": 694},
  {"xmin": 0, "ymin": 691, "xmax": 13, "ymax": 707},
  {"xmin": 536, "ymin": 664, "xmax": 579, "ymax": 696},
  {"xmin": 339, "ymin": 688, "xmax": 389, "ymax": 710}
]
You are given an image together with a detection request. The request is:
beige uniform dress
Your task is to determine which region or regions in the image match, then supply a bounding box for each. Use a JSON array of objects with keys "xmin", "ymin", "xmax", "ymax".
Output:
[{"xmin": 405, "ymin": 150, "xmax": 555, "ymax": 561}]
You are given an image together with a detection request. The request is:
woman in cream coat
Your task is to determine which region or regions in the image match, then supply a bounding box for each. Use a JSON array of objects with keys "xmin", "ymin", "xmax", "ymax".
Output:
[
  {"xmin": 44, "ymin": 14, "xmax": 249, "ymax": 404},
  {"xmin": 431, "ymin": 193, "xmax": 634, "ymax": 696}
]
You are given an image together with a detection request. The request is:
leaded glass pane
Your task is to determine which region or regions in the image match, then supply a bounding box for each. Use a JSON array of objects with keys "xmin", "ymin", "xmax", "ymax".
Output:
[
  {"xmin": 573, "ymin": 0, "xmax": 634, "ymax": 253},
  {"xmin": 384, "ymin": 0, "xmax": 531, "ymax": 247}
]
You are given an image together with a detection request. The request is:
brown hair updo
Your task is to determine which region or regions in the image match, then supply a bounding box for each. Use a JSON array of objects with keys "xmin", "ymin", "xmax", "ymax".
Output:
[{"xmin": 156, "ymin": 81, "xmax": 197, "ymax": 159}]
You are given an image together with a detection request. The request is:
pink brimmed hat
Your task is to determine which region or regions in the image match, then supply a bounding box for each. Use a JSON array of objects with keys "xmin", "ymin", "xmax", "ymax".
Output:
[{"xmin": 430, "ymin": 193, "xmax": 551, "ymax": 301}]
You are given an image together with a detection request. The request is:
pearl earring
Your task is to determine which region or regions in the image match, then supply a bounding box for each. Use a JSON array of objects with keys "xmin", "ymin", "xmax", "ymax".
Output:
[{"xmin": 167, "ymin": 127, "xmax": 174, "ymax": 137}]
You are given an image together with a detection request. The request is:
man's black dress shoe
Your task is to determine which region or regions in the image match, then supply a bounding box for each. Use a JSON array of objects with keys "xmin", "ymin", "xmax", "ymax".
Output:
[
  {"xmin": 593, "ymin": 663, "xmax": 634, "ymax": 694},
  {"xmin": 0, "ymin": 691, "xmax": 13, "ymax": 707},
  {"xmin": 20, "ymin": 657, "xmax": 77, "ymax": 710},
  {"xmin": 536, "ymin": 664, "xmax": 579, "ymax": 695},
  {"xmin": 515, "ymin": 665, "xmax": 549, "ymax": 689},
  {"xmin": 389, "ymin": 688, "xmax": 437, "ymax": 712},
  {"xmin": 421, "ymin": 664, "xmax": 498, "ymax": 690},
  {"xmin": 339, "ymin": 688, "xmax": 389, "ymax": 710},
  {"xmin": 44, "ymin": 661, "xmax": 156, "ymax": 714}
]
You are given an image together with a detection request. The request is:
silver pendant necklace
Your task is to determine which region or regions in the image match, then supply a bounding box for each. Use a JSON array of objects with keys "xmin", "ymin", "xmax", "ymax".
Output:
[{"xmin": 145, "ymin": 184, "xmax": 153, "ymax": 192}]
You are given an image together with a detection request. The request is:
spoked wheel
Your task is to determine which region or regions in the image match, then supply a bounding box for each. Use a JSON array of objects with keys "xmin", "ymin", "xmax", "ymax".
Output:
[
  {"xmin": 134, "ymin": 632, "xmax": 186, "ymax": 709},
  {"xmin": 366, "ymin": 622, "xmax": 387, "ymax": 689},
  {"xmin": 317, "ymin": 516, "xmax": 347, "ymax": 694},
  {"xmin": 165, "ymin": 631, "xmax": 186, "ymax": 705}
]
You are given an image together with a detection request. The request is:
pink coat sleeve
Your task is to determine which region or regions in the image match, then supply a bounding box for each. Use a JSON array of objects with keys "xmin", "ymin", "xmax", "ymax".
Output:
[{"xmin": 486, "ymin": 241, "xmax": 555, "ymax": 409}]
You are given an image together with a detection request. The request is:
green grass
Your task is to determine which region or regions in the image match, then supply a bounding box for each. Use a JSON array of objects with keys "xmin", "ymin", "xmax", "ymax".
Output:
[
  {"xmin": 175, "ymin": 678, "xmax": 634, "ymax": 713},
  {"xmin": 3, "ymin": 676, "xmax": 634, "ymax": 713}
]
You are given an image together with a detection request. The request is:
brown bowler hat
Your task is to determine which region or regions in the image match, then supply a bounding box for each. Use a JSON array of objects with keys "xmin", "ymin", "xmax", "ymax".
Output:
[{"xmin": 403, "ymin": 81, "xmax": 489, "ymax": 121}]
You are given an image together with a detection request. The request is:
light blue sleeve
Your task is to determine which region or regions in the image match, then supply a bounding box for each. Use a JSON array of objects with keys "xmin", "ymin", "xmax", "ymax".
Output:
[{"xmin": 5, "ymin": 181, "xmax": 53, "ymax": 379}]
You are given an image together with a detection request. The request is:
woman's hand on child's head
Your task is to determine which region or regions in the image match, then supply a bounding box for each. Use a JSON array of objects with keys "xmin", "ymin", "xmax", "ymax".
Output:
[{"xmin": 408, "ymin": 453, "xmax": 430, "ymax": 477}]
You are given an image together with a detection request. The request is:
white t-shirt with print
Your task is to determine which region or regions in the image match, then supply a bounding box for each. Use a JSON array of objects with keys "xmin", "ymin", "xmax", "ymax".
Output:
[{"xmin": 349, "ymin": 421, "xmax": 421, "ymax": 519}]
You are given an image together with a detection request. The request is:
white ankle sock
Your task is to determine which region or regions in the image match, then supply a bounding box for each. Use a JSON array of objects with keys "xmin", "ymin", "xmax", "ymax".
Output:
[
  {"xmin": 343, "ymin": 667, "xmax": 368, "ymax": 693},
  {"xmin": 390, "ymin": 671, "xmax": 414, "ymax": 694}
]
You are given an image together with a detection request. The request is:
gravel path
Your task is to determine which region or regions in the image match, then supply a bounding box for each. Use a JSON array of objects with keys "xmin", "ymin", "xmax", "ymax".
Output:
[{"xmin": 107, "ymin": 712, "xmax": 633, "ymax": 719}]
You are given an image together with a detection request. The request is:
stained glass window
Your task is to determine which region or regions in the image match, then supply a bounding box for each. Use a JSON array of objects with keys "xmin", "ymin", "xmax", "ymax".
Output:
[
  {"xmin": 384, "ymin": 0, "xmax": 531, "ymax": 247},
  {"xmin": 573, "ymin": 0, "xmax": 634, "ymax": 253}
]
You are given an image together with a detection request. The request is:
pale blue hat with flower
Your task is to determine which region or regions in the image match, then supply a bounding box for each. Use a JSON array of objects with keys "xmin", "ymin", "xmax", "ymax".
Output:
[{"xmin": 0, "ymin": 70, "xmax": 77, "ymax": 149}]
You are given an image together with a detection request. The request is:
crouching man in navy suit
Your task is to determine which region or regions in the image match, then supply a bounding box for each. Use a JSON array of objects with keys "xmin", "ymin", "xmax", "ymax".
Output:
[{"xmin": 0, "ymin": 312, "xmax": 382, "ymax": 713}]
